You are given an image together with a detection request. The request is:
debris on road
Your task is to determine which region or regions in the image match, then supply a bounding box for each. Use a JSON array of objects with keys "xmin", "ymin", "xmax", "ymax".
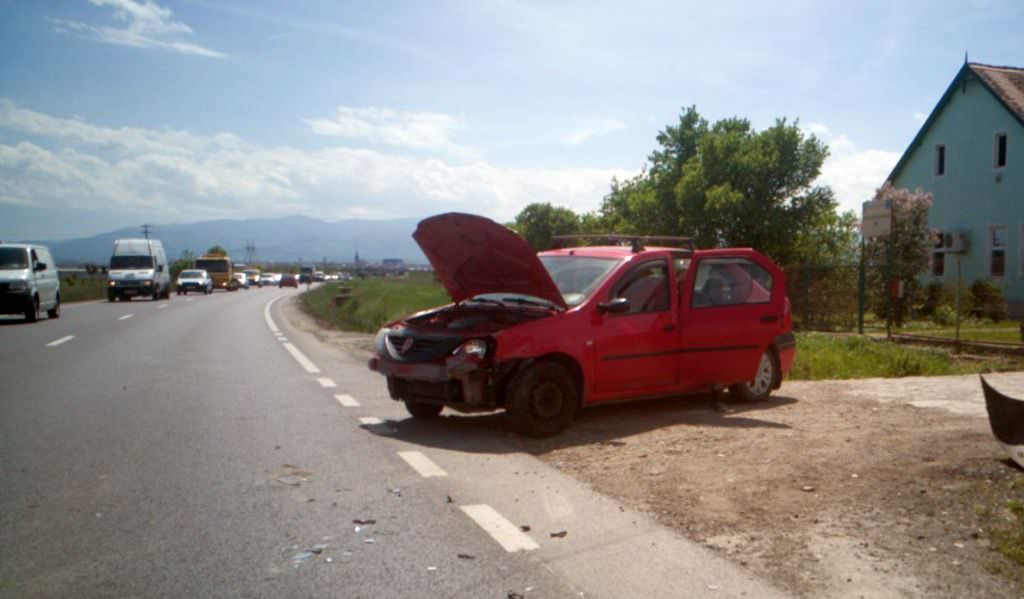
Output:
[
  {"xmin": 550, "ymin": 530, "xmax": 568, "ymax": 538},
  {"xmin": 457, "ymin": 553, "xmax": 476, "ymax": 560},
  {"xmin": 507, "ymin": 593, "xmax": 524, "ymax": 599},
  {"xmin": 800, "ymin": 485, "xmax": 815, "ymax": 493},
  {"xmin": 274, "ymin": 465, "xmax": 314, "ymax": 486},
  {"xmin": 388, "ymin": 487, "xmax": 402, "ymax": 497},
  {"xmin": 446, "ymin": 495, "xmax": 454, "ymax": 503},
  {"xmin": 290, "ymin": 544, "xmax": 328, "ymax": 568},
  {"xmin": 353, "ymin": 519, "xmax": 377, "ymax": 525},
  {"xmin": 520, "ymin": 525, "xmax": 531, "ymax": 532}
]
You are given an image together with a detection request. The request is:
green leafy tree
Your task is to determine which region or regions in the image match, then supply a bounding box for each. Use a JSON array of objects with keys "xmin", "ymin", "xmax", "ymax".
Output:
[
  {"xmin": 170, "ymin": 250, "xmax": 194, "ymax": 282},
  {"xmin": 206, "ymin": 245, "xmax": 227, "ymax": 256},
  {"xmin": 865, "ymin": 183, "xmax": 932, "ymax": 326},
  {"xmin": 512, "ymin": 203, "xmax": 581, "ymax": 250}
]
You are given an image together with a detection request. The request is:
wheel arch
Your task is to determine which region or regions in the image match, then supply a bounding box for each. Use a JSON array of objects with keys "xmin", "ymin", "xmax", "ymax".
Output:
[{"xmin": 498, "ymin": 352, "xmax": 585, "ymax": 410}]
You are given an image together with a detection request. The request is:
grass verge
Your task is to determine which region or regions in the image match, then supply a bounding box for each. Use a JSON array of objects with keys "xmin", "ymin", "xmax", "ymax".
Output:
[
  {"xmin": 60, "ymin": 275, "xmax": 108, "ymax": 303},
  {"xmin": 300, "ymin": 277, "xmax": 1021, "ymax": 379}
]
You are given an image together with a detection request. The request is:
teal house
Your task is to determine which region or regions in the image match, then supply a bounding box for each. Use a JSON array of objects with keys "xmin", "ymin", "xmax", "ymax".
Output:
[{"xmin": 887, "ymin": 62, "xmax": 1024, "ymax": 316}]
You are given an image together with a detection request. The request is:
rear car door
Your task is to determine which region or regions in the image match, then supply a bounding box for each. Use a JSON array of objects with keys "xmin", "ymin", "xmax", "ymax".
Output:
[
  {"xmin": 591, "ymin": 257, "xmax": 680, "ymax": 399},
  {"xmin": 677, "ymin": 253, "xmax": 784, "ymax": 387}
]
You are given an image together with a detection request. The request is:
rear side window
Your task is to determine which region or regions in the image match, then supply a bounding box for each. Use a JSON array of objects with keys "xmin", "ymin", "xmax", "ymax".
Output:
[
  {"xmin": 691, "ymin": 258, "xmax": 773, "ymax": 308},
  {"xmin": 611, "ymin": 259, "xmax": 670, "ymax": 314}
]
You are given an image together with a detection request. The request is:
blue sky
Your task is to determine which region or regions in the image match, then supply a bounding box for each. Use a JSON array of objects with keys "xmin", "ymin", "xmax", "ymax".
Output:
[{"xmin": 1, "ymin": 0, "xmax": 1022, "ymax": 240}]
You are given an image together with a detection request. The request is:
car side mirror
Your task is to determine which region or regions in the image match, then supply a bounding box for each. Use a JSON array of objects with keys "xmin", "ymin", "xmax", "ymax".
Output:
[
  {"xmin": 34, "ymin": 262, "xmax": 47, "ymax": 272},
  {"xmin": 597, "ymin": 297, "xmax": 631, "ymax": 314},
  {"xmin": 157, "ymin": 265, "xmax": 164, "ymax": 272}
]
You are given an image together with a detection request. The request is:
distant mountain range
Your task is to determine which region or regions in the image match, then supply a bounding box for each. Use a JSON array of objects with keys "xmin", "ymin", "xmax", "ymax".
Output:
[{"xmin": 38, "ymin": 215, "xmax": 428, "ymax": 266}]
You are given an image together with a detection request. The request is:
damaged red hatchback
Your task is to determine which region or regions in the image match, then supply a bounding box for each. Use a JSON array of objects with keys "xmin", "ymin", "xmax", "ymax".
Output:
[{"xmin": 368, "ymin": 212, "xmax": 795, "ymax": 437}]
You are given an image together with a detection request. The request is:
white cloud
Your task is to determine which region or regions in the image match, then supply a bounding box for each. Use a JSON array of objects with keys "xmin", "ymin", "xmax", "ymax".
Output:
[
  {"xmin": 560, "ymin": 119, "xmax": 627, "ymax": 145},
  {"xmin": 304, "ymin": 107, "xmax": 470, "ymax": 157},
  {"xmin": 0, "ymin": 100, "xmax": 632, "ymax": 228},
  {"xmin": 802, "ymin": 123, "xmax": 901, "ymax": 215},
  {"xmin": 912, "ymin": 112, "xmax": 927, "ymax": 123},
  {"xmin": 50, "ymin": 0, "xmax": 226, "ymax": 59}
]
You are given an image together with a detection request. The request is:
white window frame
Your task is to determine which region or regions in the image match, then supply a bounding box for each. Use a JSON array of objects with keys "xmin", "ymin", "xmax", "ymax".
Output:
[
  {"xmin": 988, "ymin": 224, "xmax": 1007, "ymax": 278},
  {"xmin": 994, "ymin": 131, "xmax": 1008, "ymax": 169},
  {"xmin": 935, "ymin": 143, "xmax": 946, "ymax": 176}
]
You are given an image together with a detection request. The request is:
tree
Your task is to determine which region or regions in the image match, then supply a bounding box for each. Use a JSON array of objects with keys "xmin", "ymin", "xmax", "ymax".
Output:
[
  {"xmin": 864, "ymin": 183, "xmax": 932, "ymax": 326},
  {"xmin": 206, "ymin": 245, "xmax": 227, "ymax": 256},
  {"xmin": 170, "ymin": 249, "xmax": 195, "ymax": 281},
  {"xmin": 512, "ymin": 203, "xmax": 581, "ymax": 250}
]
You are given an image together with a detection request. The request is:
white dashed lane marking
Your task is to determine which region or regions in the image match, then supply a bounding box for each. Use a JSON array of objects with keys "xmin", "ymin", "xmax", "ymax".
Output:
[
  {"xmin": 317, "ymin": 378, "xmax": 337, "ymax": 388},
  {"xmin": 397, "ymin": 451, "xmax": 447, "ymax": 478},
  {"xmin": 460, "ymin": 505, "xmax": 539, "ymax": 552},
  {"xmin": 335, "ymin": 394, "xmax": 360, "ymax": 407},
  {"xmin": 359, "ymin": 417, "xmax": 384, "ymax": 425},
  {"xmin": 158, "ymin": 304, "xmax": 168, "ymax": 309},
  {"xmin": 282, "ymin": 343, "xmax": 320, "ymax": 374},
  {"xmin": 118, "ymin": 314, "xmax": 133, "ymax": 321},
  {"xmin": 46, "ymin": 335, "xmax": 74, "ymax": 347}
]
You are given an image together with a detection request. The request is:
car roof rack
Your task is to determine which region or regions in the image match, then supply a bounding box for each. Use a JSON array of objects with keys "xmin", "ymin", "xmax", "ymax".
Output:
[{"xmin": 551, "ymin": 234, "xmax": 695, "ymax": 254}]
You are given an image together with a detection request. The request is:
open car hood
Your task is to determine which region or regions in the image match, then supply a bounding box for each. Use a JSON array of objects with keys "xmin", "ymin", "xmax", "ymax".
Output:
[{"xmin": 413, "ymin": 213, "xmax": 567, "ymax": 309}]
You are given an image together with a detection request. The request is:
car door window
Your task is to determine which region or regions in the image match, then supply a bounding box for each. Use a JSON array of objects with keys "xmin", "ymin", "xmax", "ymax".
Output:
[
  {"xmin": 611, "ymin": 260, "xmax": 670, "ymax": 314},
  {"xmin": 691, "ymin": 258, "xmax": 773, "ymax": 308}
]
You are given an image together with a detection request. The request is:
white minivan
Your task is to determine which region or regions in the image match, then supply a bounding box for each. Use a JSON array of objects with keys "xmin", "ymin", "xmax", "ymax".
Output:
[
  {"xmin": 107, "ymin": 238, "xmax": 171, "ymax": 301},
  {"xmin": 0, "ymin": 243, "xmax": 61, "ymax": 322}
]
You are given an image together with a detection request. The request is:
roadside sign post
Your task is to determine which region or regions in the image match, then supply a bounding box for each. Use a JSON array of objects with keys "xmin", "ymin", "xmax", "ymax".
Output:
[{"xmin": 861, "ymin": 198, "xmax": 893, "ymax": 338}]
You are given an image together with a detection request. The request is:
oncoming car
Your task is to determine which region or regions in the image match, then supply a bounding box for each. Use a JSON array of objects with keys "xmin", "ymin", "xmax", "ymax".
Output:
[
  {"xmin": 368, "ymin": 213, "xmax": 795, "ymax": 437},
  {"xmin": 176, "ymin": 269, "xmax": 212, "ymax": 295}
]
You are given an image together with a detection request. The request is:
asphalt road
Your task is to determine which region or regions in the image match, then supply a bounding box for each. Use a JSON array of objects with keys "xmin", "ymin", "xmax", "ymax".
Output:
[{"xmin": 0, "ymin": 287, "xmax": 787, "ymax": 598}]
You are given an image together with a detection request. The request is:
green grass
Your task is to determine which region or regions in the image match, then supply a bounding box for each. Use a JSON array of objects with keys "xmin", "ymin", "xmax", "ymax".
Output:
[
  {"xmin": 789, "ymin": 332, "xmax": 1019, "ymax": 380},
  {"xmin": 993, "ymin": 500, "xmax": 1024, "ymax": 566},
  {"xmin": 904, "ymin": 325, "xmax": 1023, "ymax": 344},
  {"xmin": 59, "ymin": 275, "xmax": 108, "ymax": 303},
  {"xmin": 300, "ymin": 273, "xmax": 450, "ymax": 333},
  {"xmin": 300, "ymin": 275, "xmax": 1021, "ymax": 378}
]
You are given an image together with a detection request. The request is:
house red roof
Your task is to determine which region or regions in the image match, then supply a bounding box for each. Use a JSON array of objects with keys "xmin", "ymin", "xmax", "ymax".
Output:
[{"xmin": 969, "ymin": 63, "xmax": 1024, "ymax": 122}]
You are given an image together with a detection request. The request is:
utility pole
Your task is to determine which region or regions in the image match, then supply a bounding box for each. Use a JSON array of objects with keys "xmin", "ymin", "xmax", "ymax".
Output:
[
  {"xmin": 245, "ymin": 239, "xmax": 257, "ymax": 265},
  {"xmin": 141, "ymin": 224, "xmax": 152, "ymax": 239}
]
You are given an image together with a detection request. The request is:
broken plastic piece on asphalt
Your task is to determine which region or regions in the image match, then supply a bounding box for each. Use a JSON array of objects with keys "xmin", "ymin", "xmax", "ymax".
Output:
[
  {"xmin": 446, "ymin": 495, "xmax": 454, "ymax": 503},
  {"xmin": 550, "ymin": 530, "xmax": 568, "ymax": 538},
  {"xmin": 457, "ymin": 553, "xmax": 476, "ymax": 560},
  {"xmin": 801, "ymin": 485, "xmax": 815, "ymax": 492},
  {"xmin": 364, "ymin": 538, "xmax": 376, "ymax": 544},
  {"xmin": 353, "ymin": 519, "xmax": 376, "ymax": 525},
  {"xmin": 388, "ymin": 488, "xmax": 402, "ymax": 497},
  {"xmin": 507, "ymin": 593, "xmax": 524, "ymax": 599},
  {"xmin": 520, "ymin": 525, "xmax": 531, "ymax": 532}
]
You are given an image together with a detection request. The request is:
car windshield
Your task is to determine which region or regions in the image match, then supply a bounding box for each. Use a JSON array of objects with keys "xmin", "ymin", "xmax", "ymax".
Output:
[
  {"xmin": 180, "ymin": 270, "xmax": 204, "ymax": 278},
  {"xmin": 466, "ymin": 293, "xmax": 560, "ymax": 309},
  {"xmin": 110, "ymin": 255, "xmax": 153, "ymax": 269},
  {"xmin": 195, "ymin": 259, "xmax": 228, "ymax": 273},
  {"xmin": 0, "ymin": 248, "xmax": 29, "ymax": 269},
  {"xmin": 539, "ymin": 255, "xmax": 620, "ymax": 307}
]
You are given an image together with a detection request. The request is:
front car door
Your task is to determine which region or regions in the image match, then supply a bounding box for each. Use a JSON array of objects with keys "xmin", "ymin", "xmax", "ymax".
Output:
[
  {"xmin": 677, "ymin": 252, "xmax": 784, "ymax": 388},
  {"xmin": 591, "ymin": 257, "xmax": 680, "ymax": 400}
]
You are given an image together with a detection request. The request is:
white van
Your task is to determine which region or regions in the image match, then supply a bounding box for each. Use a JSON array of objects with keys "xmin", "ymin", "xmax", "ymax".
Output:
[
  {"xmin": 0, "ymin": 243, "xmax": 61, "ymax": 322},
  {"xmin": 107, "ymin": 238, "xmax": 171, "ymax": 301}
]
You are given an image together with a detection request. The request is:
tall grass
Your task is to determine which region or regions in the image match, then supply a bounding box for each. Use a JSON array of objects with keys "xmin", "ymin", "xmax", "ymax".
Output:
[
  {"xmin": 300, "ymin": 274, "xmax": 449, "ymax": 333},
  {"xmin": 59, "ymin": 275, "xmax": 108, "ymax": 303}
]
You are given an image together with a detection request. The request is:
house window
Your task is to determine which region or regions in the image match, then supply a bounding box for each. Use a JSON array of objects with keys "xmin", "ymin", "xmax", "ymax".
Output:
[
  {"xmin": 932, "ymin": 251, "xmax": 944, "ymax": 277},
  {"xmin": 989, "ymin": 225, "xmax": 1007, "ymax": 277},
  {"xmin": 995, "ymin": 133, "xmax": 1008, "ymax": 168},
  {"xmin": 935, "ymin": 144, "xmax": 946, "ymax": 176}
]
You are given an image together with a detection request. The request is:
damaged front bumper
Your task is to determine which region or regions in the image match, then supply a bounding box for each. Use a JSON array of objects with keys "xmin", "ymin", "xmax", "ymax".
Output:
[{"xmin": 368, "ymin": 352, "xmax": 494, "ymax": 410}]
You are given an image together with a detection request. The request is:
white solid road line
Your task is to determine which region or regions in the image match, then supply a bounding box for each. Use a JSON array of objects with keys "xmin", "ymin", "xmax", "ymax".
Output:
[
  {"xmin": 118, "ymin": 314, "xmax": 133, "ymax": 320},
  {"xmin": 359, "ymin": 416, "xmax": 384, "ymax": 425},
  {"xmin": 158, "ymin": 304, "xmax": 168, "ymax": 309},
  {"xmin": 46, "ymin": 335, "xmax": 74, "ymax": 347},
  {"xmin": 335, "ymin": 394, "xmax": 360, "ymax": 407},
  {"xmin": 317, "ymin": 377, "xmax": 337, "ymax": 388},
  {"xmin": 397, "ymin": 451, "xmax": 448, "ymax": 478},
  {"xmin": 282, "ymin": 342, "xmax": 320, "ymax": 374},
  {"xmin": 263, "ymin": 296, "xmax": 281, "ymax": 333},
  {"xmin": 460, "ymin": 504, "xmax": 539, "ymax": 552}
]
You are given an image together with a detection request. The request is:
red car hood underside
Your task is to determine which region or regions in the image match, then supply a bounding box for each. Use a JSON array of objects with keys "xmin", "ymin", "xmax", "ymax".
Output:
[{"xmin": 413, "ymin": 213, "xmax": 567, "ymax": 309}]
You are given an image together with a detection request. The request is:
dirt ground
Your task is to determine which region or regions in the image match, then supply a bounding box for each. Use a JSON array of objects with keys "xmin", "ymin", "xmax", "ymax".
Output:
[{"xmin": 292, "ymin": 303, "xmax": 1024, "ymax": 598}]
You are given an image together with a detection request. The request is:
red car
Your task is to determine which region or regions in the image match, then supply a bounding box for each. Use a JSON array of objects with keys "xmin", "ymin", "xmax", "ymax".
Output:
[
  {"xmin": 279, "ymin": 273, "xmax": 299, "ymax": 288},
  {"xmin": 368, "ymin": 213, "xmax": 795, "ymax": 437}
]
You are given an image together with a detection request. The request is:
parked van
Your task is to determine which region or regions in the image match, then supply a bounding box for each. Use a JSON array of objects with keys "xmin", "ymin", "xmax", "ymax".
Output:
[
  {"xmin": 107, "ymin": 238, "xmax": 171, "ymax": 301},
  {"xmin": 195, "ymin": 255, "xmax": 237, "ymax": 291},
  {"xmin": 0, "ymin": 243, "xmax": 61, "ymax": 322}
]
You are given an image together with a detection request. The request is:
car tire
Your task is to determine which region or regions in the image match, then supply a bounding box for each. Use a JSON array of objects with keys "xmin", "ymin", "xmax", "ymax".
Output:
[
  {"xmin": 47, "ymin": 294, "xmax": 60, "ymax": 319},
  {"xmin": 404, "ymin": 399, "xmax": 443, "ymax": 419},
  {"xmin": 25, "ymin": 296, "xmax": 39, "ymax": 323},
  {"xmin": 506, "ymin": 361, "xmax": 578, "ymax": 438},
  {"xmin": 108, "ymin": 292, "xmax": 115, "ymax": 302},
  {"xmin": 730, "ymin": 350, "xmax": 778, "ymax": 402}
]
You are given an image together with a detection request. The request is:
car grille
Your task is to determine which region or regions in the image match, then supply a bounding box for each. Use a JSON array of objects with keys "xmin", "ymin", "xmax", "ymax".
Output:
[
  {"xmin": 0, "ymin": 283, "xmax": 8, "ymax": 294},
  {"xmin": 117, "ymin": 280, "xmax": 147, "ymax": 289},
  {"xmin": 385, "ymin": 334, "xmax": 461, "ymax": 363}
]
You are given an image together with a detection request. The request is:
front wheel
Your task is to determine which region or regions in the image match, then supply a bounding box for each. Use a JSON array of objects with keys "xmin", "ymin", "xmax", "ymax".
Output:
[
  {"xmin": 730, "ymin": 350, "xmax": 778, "ymax": 402},
  {"xmin": 506, "ymin": 362, "xmax": 578, "ymax": 438},
  {"xmin": 404, "ymin": 399, "xmax": 443, "ymax": 419},
  {"xmin": 47, "ymin": 295, "xmax": 60, "ymax": 319},
  {"xmin": 25, "ymin": 296, "xmax": 39, "ymax": 323}
]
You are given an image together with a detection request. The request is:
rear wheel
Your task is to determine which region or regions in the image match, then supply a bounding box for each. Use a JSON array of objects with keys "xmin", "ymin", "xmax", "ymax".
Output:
[
  {"xmin": 47, "ymin": 294, "xmax": 60, "ymax": 319},
  {"xmin": 729, "ymin": 350, "xmax": 778, "ymax": 402},
  {"xmin": 404, "ymin": 399, "xmax": 443, "ymax": 419},
  {"xmin": 506, "ymin": 361, "xmax": 577, "ymax": 437}
]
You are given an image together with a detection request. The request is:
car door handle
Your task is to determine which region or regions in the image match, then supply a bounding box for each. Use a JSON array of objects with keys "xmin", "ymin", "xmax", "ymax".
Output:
[
  {"xmin": 760, "ymin": 315, "xmax": 779, "ymax": 324},
  {"xmin": 663, "ymin": 324, "xmax": 676, "ymax": 332}
]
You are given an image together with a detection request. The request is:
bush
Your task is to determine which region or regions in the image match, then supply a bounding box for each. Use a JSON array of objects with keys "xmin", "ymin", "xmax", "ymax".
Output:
[
  {"xmin": 932, "ymin": 304, "xmax": 956, "ymax": 326},
  {"xmin": 968, "ymin": 280, "xmax": 1008, "ymax": 322}
]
